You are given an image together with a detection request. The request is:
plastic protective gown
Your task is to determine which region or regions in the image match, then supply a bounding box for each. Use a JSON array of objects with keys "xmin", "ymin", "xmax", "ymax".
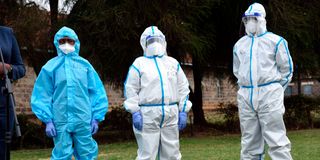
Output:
[
  {"xmin": 233, "ymin": 3, "xmax": 293, "ymax": 160},
  {"xmin": 31, "ymin": 26, "xmax": 108, "ymax": 160},
  {"xmin": 124, "ymin": 26, "xmax": 192, "ymax": 160}
]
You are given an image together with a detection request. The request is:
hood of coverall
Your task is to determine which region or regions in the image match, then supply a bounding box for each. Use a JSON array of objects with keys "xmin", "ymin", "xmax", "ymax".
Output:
[
  {"xmin": 140, "ymin": 26, "xmax": 167, "ymax": 57},
  {"xmin": 243, "ymin": 3, "xmax": 267, "ymax": 36},
  {"xmin": 54, "ymin": 26, "xmax": 80, "ymax": 56}
]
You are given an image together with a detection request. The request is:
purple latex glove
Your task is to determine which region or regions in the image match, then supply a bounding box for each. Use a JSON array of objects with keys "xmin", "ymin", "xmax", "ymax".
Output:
[
  {"xmin": 91, "ymin": 119, "xmax": 99, "ymax": 135},
  {"xmin": 45, "ymin": 122, "xmax": 57, "ymax": 137},
  {"xmin": 178, "ymin": 112, "xmax": 187, "ymax": 131},
  {"xmin": 132, "ymin": 111, "xmax": 143, "ymax": 131}
]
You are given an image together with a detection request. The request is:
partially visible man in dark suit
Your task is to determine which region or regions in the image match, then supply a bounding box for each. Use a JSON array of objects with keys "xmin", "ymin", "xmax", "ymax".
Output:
[{"xmin": 0, "ymin": 25, "xmax": 26, "ymax": 158}]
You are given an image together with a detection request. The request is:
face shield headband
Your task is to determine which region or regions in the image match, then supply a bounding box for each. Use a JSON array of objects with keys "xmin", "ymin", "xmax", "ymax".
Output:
[{"xmin": 242, "ymin": 12, "xmax": 261, "ymax": 18}]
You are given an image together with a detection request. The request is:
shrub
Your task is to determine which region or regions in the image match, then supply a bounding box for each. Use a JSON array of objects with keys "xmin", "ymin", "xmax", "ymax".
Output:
[
  {"xmin": 103, "ymin": 106, "xmax": 132, "ymax": 130},
  {"xmin": 284, "ymin": 95, "xmax": 320, "ymax": 129},
  {"xmin": 95, "ymin": 106, "xmax": 134, "ymax": 143},
  {"xmin": 215, "ymin": 103, "xmax": 240, "ymax": 132},
  {"xmin": 212, "ymin": 95, "xmax": 320, "ymax": 132},
  {"xmin": 11, "ymin": 114, "xmax": 53, "ymax": 150}
]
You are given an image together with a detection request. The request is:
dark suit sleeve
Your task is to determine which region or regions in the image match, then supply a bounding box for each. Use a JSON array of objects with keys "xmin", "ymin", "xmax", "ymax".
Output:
[{"xmin": 9, "ymin": 29, "xmax": 25, "ymax": 80}]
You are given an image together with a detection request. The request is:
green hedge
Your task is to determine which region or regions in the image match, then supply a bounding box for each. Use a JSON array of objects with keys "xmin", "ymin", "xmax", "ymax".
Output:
[
  {"xmin": 10, "ymin": 96, "xmax": 320, "ymax": 149},
  {"xmin": 212, "ymin": 95, "xmax": 320, "ymax": 132},
  {"xmin": 215, "ymin": 103, "xmax": 240, "ymax": 133},
  {"xmin": 11, "ymin": 114, "xmax": 52, "ymax": 150},
  {"xmin": 95, "ymin": 106, "xmax": 134, "ymax": 143},
  {"xmin": 284, "ymin": 95, "xmax": 320, "ymax": 129}
]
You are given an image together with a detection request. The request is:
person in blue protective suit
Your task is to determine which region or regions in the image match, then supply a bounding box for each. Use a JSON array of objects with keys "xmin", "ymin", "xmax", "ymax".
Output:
[
  {"xmin": 31, "ymin": 26, "xmax": 108, "ymax": 160},
  {"xmin": 233, "ymin": 3, "xmax": 293, "ymax": 160},
  {"xmin": 124, "ymin": 26, "xmax": 192, "ymax": 160},
  {"xmin": 0, "ymin": 26, "xmax": 26, "ymax": 159}
]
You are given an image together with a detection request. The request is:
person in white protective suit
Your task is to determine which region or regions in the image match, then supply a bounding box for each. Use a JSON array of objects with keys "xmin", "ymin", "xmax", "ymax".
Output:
[
  {"xmin": 233, "ymin": 3, "xmax": 293, "ymax": 160},
  {"xmin": 124, "ymin": 26, "xmax": 192, "ymax": 160}
]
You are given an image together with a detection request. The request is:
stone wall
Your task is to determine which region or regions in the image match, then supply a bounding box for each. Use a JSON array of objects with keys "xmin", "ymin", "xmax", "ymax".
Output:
[
  {"xmin": 286, "ymin": 80, "xmax": 320, "ymax": 97},
  {"xmin": 201, "ymin": 71, "xmax": 238, "ymax": 110},
  {"xmin": 12, "ymin": 65, "xmax": 127, "ymax": 114},
  {"xmin": 14, "ymin": 65, "xmax": 294, "ymax": 115},
  {"xmin": 13, "ymin": 65, "xmax": 36, "ymax": 114}
]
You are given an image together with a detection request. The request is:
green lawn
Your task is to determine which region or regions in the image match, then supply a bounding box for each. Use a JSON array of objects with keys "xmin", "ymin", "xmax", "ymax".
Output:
[{"xmin": 11, "ymin": 129, "xmax": 320, "ymax": 160}]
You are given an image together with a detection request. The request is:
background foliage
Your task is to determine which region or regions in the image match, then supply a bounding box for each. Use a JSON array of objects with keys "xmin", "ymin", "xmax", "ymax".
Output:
[{"xmin": 1, "ymin": 0, "xmax": 320, "ymax": 125}]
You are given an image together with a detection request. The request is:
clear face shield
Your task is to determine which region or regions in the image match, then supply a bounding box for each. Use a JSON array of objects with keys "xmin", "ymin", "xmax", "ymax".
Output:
[
  {"xmin": 145, "ymin": 35, "xmax": 165, "ymax": 48},
  {"xmin": 145, "ymin": 35, "xmax": 166, "ymax": 56},
  {"xmin": 242, "ymin": 16, "xmax": 258, "ymax": 24},
  {"xmin": 242, "ymin": 12, "xmax": 261, "ymax": 35}
]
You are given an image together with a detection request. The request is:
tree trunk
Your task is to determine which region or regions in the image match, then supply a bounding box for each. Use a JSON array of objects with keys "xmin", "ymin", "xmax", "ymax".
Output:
[
  {"xmin": 49, "ymin": 0, "xmax": 59, "ymax": 57},
  {"xmin": 49, "ymin": 0, "xmax": 58, "ymax": 27},
  {"xmin": 191, "ymin": 57, "xmax": 207, "ymax": 125},
  {"xmin": 297, "ymin": 64, "xmax": 302, "ymax": 95},
  {"xmin": 306, "ymin": 107, "xmax": 313, "ymax": 128}
]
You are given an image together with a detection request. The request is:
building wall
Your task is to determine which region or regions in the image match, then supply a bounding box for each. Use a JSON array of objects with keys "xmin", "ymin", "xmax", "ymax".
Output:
[
  {"xmin": 201, "ymin": 71, "xmax": 237, "ymax": 110},
  {"xmin": 13, "ymin": 65, "xmax": 127, "ymax": 114},
  {"xmin": 13, "ymin": 64, "xmax": 36, "ymax": 114},
  {"xmin": 285, "ymin": 80, "xmax": 320, "ymax": 97},
  {"xmin": 17, "ymin": 65, "xmax": 312, "ymax": 115}
]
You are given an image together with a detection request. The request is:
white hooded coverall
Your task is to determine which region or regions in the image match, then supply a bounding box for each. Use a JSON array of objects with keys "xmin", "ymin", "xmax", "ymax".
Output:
[
  {"xmin": 233, "ymin": 3, "xmax": 293, "ymax": 160},
  {"xmin": 124, "ymin": 26, "xmax": 192, "ymax": 160}
]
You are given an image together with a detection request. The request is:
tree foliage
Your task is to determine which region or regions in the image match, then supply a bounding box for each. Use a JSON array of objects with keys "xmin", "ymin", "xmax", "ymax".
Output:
[
  {"xmin": 11, "ymin": 2, "xmax": 52, "ymax": 74},
  {"xmin": 3, "ymin": 0, "xmax": 320, "ymax": 125},
  {"xmin": 205, "ymin": 0, "xmax": 320, "ymax": 84},
  {"xmin": 267, "ymin": 0, "xmax": 320, "ymax": 78},
  {"xmin": 209, "ymin": 0, "xmax": 250, "ymax": 79},
  {"xmin": 67, "ymin": 0, "xmax": 218, "ymax": 125},
  {"xmin": 67, "ymin": 0, "xmax": 217, "ymax": 83},
  {"xmin": 1, "ymin": 1, "xmax": 53, "ymax": 74}
]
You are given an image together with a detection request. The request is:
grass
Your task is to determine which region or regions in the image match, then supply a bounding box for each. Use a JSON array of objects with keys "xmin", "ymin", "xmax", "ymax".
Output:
[{"xmin": 11, "ymin": 129, "xmax": 320, "ymax": 160}]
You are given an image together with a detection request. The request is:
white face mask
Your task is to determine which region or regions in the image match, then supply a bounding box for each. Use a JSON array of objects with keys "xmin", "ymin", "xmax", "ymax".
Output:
[
  {"xmin": 59, "ymin": 43, "xmax": 75, "ymax": 54},
  {"xmin": 245, "ymin": 20, "xmax": 258, "ymax": 35},
  {"xmin": 146, "ymin": 42, "xmax": 165, "ymax": 56}
]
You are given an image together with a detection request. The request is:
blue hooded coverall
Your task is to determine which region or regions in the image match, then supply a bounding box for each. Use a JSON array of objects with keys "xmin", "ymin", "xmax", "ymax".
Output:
[{"xmin": 31, "ymin": 26, "xmax": 108, "ymax": 159}]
